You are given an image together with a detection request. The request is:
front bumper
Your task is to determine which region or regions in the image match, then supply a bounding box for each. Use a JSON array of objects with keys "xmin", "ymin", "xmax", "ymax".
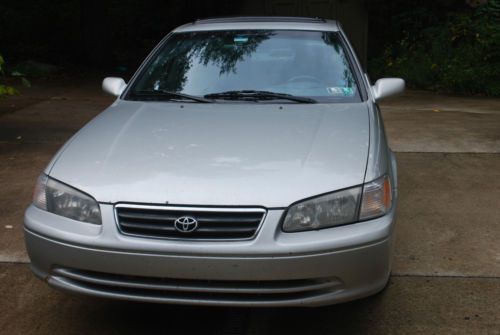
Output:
[{"xmin": 24, "ymin": 203, "xmax": 396, "ymax": 307}]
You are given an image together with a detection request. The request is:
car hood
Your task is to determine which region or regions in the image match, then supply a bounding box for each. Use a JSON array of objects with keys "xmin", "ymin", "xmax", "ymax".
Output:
[{"xmin": 49, "ymin": 100, "xmax": 370, "ymax": 207}]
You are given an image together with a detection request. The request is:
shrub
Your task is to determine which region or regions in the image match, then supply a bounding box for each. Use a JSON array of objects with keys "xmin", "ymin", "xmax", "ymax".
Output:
[
  {"xmin": 369, "ymin": 0, "xmax": 500, "ymax": 95},
  {"xmin": 0, "ymin": 53, "xmax": 30, "ymax": 97}
]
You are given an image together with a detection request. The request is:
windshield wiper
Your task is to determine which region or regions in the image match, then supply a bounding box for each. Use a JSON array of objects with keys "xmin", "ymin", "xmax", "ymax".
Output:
[
  {"xmin": 204, "ymin": 90, "xmax": 317, "ymax": 103},
  {"xmin": 129, "ymin": 90, "xmax": 213, "ymax": 103}
]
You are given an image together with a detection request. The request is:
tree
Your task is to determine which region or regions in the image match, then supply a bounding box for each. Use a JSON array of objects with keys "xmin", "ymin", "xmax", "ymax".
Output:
[{"xmin": 79, "ymin": 0, "xmax": 112, "ymax": 67}]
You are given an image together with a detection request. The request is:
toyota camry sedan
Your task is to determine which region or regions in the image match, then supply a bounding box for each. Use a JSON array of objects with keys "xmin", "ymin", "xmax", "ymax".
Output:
[{"xmin": 24, "ymin": 17, "xmax": 404, "ymax": 307}]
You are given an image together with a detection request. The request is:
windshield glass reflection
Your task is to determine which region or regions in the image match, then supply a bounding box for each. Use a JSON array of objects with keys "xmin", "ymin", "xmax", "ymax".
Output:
[{"xmin": 131, "ymin": 30, "xmax": 360, "ymax": 102}]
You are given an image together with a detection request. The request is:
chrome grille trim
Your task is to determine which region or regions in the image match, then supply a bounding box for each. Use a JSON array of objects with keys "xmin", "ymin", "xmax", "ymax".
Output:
[{"xmin": 114, "ymin": 204, "xmax": 267, "ymax": 241}]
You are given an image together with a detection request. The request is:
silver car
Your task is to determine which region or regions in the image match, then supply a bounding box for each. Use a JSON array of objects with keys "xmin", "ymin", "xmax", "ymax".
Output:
[{"xmin": 24, "ymin": 17, "xmax": 404, "ymax": 307}]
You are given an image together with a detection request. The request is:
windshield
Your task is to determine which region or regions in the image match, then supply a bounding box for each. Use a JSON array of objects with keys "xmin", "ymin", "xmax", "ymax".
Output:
[{"xmin": 127, "ymin": 30, "xmax": 361, "ymax": 103}]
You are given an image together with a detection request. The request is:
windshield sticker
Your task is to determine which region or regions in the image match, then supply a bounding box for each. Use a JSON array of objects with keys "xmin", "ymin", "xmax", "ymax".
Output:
[
  {"xmin": 234, "ymin": 36, "xmax": 249, "ymax": 44},
  {"xmin": 327, "ymin": 87, "xmax": 355, "ymax": 97}
]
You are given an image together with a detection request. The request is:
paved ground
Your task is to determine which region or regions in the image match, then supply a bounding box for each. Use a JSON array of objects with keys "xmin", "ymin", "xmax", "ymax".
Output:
[{"xmin": 0, "ymin": 79, "xmax": 499, "ymax": 334}]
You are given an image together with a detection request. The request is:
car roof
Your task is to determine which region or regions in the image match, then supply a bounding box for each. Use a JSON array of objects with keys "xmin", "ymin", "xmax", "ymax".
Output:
[{"xmin": 173, "ymin": 16, "xmax": 340, "ymax": 33}]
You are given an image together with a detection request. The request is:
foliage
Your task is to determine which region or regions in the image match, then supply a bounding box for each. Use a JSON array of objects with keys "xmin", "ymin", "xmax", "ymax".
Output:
[
  {"xmin": 369, "ymin": 0, "xmax": 500, "ymax": 95},
  {"xmin": 0, "ymin": 53, "xmax": 30, "ymax": 97}
]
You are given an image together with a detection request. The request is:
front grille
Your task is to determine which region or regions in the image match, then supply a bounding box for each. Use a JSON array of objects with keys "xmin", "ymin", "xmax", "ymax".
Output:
[
  {"xmin": 115, "ymin": 205, "xmax": 266, "ymax": 240},
  {"xmin": 50, "ymin": 268, "xmax": 343, "ymax": 306}
]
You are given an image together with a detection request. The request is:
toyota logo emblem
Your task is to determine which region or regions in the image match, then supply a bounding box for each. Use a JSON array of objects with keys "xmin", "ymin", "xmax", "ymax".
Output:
[{"xmin": 174, "ymin": 216, "xmax": 198, "ymax": 233}]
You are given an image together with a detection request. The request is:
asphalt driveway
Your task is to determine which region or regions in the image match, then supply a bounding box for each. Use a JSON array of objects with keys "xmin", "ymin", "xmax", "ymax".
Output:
[{"xmin": 1, "ymin": 78, "xmax": 499, "ymax": 334}]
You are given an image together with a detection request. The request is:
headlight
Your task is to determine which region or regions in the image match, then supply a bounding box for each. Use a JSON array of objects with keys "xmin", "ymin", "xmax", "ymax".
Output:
[
  {"xmin": 33, "ymin": 174, "xmax": 102, "ymax": 225},
  {"xmin": 282, "ymin": 175, "xmax": 392, "ymax": 232},
  {"xmin": 283, "ymin": 187, "xmax": 362, "ymax": 232}
]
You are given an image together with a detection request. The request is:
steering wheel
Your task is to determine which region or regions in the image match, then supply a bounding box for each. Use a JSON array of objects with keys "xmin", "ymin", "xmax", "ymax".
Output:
[{"xmin": 287, "ymin": 75, "xmax": 323, "ymax": 85}]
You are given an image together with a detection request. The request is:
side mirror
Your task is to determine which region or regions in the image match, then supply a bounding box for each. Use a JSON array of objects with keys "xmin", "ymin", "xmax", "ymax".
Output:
[
  {"xmin": 371, "ymin": 78, "xmax": 405, "ymax": 101},
  {"xmin": 102, "ymin": 77, "xmax": 127, "ymax": 96}
]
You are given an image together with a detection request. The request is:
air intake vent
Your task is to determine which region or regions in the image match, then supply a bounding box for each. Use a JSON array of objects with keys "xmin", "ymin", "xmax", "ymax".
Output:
[{"xmin": 50, "ymin": 267, "xmax": 344, "ymax": 306}]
